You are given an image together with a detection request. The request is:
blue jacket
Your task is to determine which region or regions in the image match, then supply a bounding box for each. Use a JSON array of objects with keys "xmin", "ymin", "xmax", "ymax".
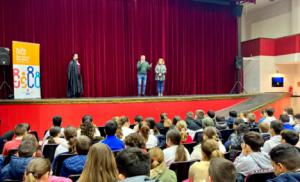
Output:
[
  {"xmin": 0, "ymin": 156, "xmax": 4, "ymax": 171},
  {"xmin": 267, "ymin": 172, "xmax": 300, "ymax": 182},
  {"xmin": 0, "ymin": 156, "xmax": 33, "ymax": 181},
  {"xmin": 61, "ymin": 155, "xmax": 87, "ymax": 177},
  {"xmin": 101, "ymin": 135, "xmax": 125, "ymax": 151},
  {"xmin": 283, "ymin": 123, "xmax": 295, "ymax": 131}
]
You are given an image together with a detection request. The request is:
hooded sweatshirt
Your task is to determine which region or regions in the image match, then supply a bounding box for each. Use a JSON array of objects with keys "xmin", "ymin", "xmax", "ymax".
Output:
[
  {"xmin": 0, "ymin": 156, "xmax": 33, "ymax": 181},
  {"xmin": 150, "ymin": 162, "xmax": 177, "ymax": 182},
  {"xmin": 234, "ymin": 152, "xmax": 272, "ymax": 176},
  {"xmin": 267, "ymin": 172, "xmax": 300, "ymax": 182},
  {"xmin": 119, "ymin": 175, "xmax": 158, "ymax": 182}
]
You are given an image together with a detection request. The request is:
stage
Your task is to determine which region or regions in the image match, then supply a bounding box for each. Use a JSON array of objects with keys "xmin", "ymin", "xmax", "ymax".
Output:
[{"xmin": 0, "ymin": 93, "xmax": 290, "ymax": 138}]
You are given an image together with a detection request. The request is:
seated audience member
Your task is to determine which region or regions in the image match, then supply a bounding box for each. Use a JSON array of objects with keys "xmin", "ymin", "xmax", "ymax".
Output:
[
  {"xmin": 156, "ymin": 112, "xmax": 168, "ymax": 131},
  {"xmin": 207, "ymin": 110, "xmax": 216, "ymax": 123},
  {"xmin": 194, "ymin": 109, "xmax": 205, "ymax": 128},
  {"xmin": 189, "ymin": 139, "xmax": 223, "ymax": 182},
  {"xmin": 0, "ymin": 140, "xmax": 37, "ymax": 181},
  {"xmin": 225, "ymin": 121, "xmax": 249, "ymax": 151},
  {"xmin": 239, "ymin": 111, "xmax": 249, "ymax": 123},
  {"xmin": 146, "ymin": 117, "xmax": 160, "ymax": 136},
  {"xmin": 139, "ymin": 123, "xmax": 158, "ymax": 149},
  {"xmin": 215, "ymin": 116, "xmax": 228, "ymax": 130},
  {"xmin": 258, "ymin": 109, "xmax": 267, "ymax": 124},
  {"xmin": 280, "ymin": 114, "xmax": 294, "ymax": 130},
  {"xmin": 247, "ymin": 112, "xmax": 258, "ymax": 129},
  {"xmin": 116, "ymin": 147, "xmax": 155, "ymax": 182},
  {"xmin": 262, "ymin": 108, "xmax": 276, "ymax": 124},
  {"xmin": 163, "ymin": 129, "xmax": 191, "ymax": 167},
  {"xmin": 101, "ymin": 120, "xmax": 125, "ymax": 151},
  {"xmin": 133, "ymin": 115, "xmax": 143, "ymax": 132},
  {"xmin": 43, "ymin": 115, "xmax": 64, "ymax": 141},
  {"xmin": 202, "ymin": 117, "xmax": 215, "ymax": 128},
  {"xmin": 22, "ymin": 134, "xmax": 41, "ymax": 157},
  {"xmin": 21, "ymin": 123, "xmax": 31, "ymax": 133},
  {"xmin": 175, "ymin": 120, "xmax": 193, "ymax": 143},
  {"xmin": 234, "ymin": 132, "xmax": 272, "ymax": 176},
  {"xmin": 120, "ymin": 116, "xmax": 135, "ymax": 139},
  {"xmin": 172, "ymin": 115, "xmax": 181, "ymax": 126},
  {"xmin": 262, "ymin": 121, "xmax": 283, "ymax": 153},
  {"xmin": 24, "ymin": 158, "xmax": 71, "ymax": 182},
  {"xmin": 80, "ymin": 121, "xmax": 99, "ymax": 140},
  {"xmin": 281, "ymin": 130, "xmax": 299, "ymax": 146},
  {"xmin": 226, "ymin": 110, "xmax": 238, "ymax": 129},
  {"xmin": 78, "ymin": 143, "xmax": 118, "ymax": 182},
  {"xmin": 283, "ymin": 107, "xmax": 295, "ymax": 125},
  {"xmin": 125, "ymin": 133, "xmax": 146, "ymax": 150},
  {"xmin": 191, "ymin": 127, "xmax": 226, "ymax": 160},
  {"xmin": 208, "ymin": 158, "xmax": 236, "ymax": 182},
  {"xmin": 185, "ymin": 111, "xmax": 201, "ymax": 131},
  {"xmin": 42, "ymin": 126, "xmax": 66, "ymax": 152},
  {"xmin": 259, "ymin": 122, "xmax": 271, "ymax": 141},
  {"xmin": 77, "ymin": 114, "xmax": 101, "ymax": 137},
  {"xmin": 149, "ymin": 147, "xmax": 177, "ymax": 182},
  {"xmin": 54, "ymin": 126, "xmax": 77, "ymax": 158},
  {"xmin": 294, "ymin": 114, "xmax": 300, "ymax": 132},
  {"xmin": 61, "ymin": 136, "xmax": 91, "ymax": 177},
  {"xmin": 163, "ymin": 118, "xmax": 172, "ymax": 129},
  {"xmin": 2, "ymin": 124, "xmax": 27, "ymax": 156},
  {"xmin": 267, "ymin": 144, "xmax": 300, "ymax": 182}
]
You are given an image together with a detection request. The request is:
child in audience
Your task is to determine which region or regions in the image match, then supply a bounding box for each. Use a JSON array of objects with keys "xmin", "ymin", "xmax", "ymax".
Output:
[
  {"xmin": 280, "ymin": 130, "xmax": 299, "ymax": 146},
  {"xmin": 101, "ymin": 120, "xmax": 125, "ymax": 151},
  {"xmin": 61, "ymin": 135, "xmax": 91, "ymax": 177},
  {"xmin": 120, "ymin": 116, "xmax": 134, "ymax": 139},
  {"xmin": 234, "ymin": 132, "xmax": 272, "ymax": 177},
  {"xmin": 77, "ymin": 115, "xmax": 101, "ymax": 137},
  {"xmin": 54, "ymin": 126, "xmax": 77, "ymax": 158},
  {"xmin": 194, "ymin": 109, "xmax": 205, "ymax": 128},
  {"xmin": 267, "ymin": 144, "xmax": 300, "ymax": 182},
  {"xmin": 139, "ymin": 123, "xmax": 158, "ymax": 149},
  {"xmin": 133, "ymin": 115, "xmax": 143, "ymax": 132},
  {"xmin": 146, "ymin": 117, "xmax": 161, "ymax": 136},
  {"xmin": 293, "ymin": 114, "xmax": 300, "ymax": 132},
  {"xmin": 226, "ymin": 111, "xmax": 238, "ymax": 129},
  {"xmin": 189, "ymin": 139, "xmax": 223, "ymax": 182},
  {"xmin": 262, "ymin": 121, "xmax": 283, "ymax": 153},
  {"xmin": 43, "ymin": 115, "xmax": 64, "ymax": 141},
  {"xmin": 247, "ymin": 112, "xmax": 258, "ymax": 129},
  {"xmin": 175, "ymin": 120, "xmax": 193, "ymax": 143},
  {"xmin": 78, "ymin": 143, "xmax": 118, "ymax": 182},
  {"xmin": 42, "ymin": 126, "xmax": 66, "ymax": 152},
  {"xmin": 280, "ymin": 114, "xmax": 294, "ymax": 130},
  {"xmin": 191, "ymin": 126, "xmax": 226, "ymax": 160},
  {"xmin": 79, "ymin": 121, "xmax": 97, "ymax": 140},
  {"xmin": 225, "ymin": 120, "xmax": 249, "ymax": 151},
  {"xmin": 185, "ymin": 112, "xmax": 201, "ymax": 131},
  {"xmin": 149, "ymin": 147, "xmax": 177, "ymax": 182},
  {"xmin": 2, "ymin": 124, "xmax": 27, "ymax": 156},
  {"xmin": 215, "ymin": 116, "xmax": 228, "ymax": 130},
  {"xmin": 24, "ymin": 158, "xmax": 71, "ymax": 182},
  {"xmin": 258, "ymin": 109, "xmax": 266, "ymax": 124},
  {"xmin": 259, "ymin": 122, "xmax": 271, "ymax": 141},
  {"xmin": 239, "ymin": 111, "xmax": 249, "ymax": 123},
  {"xmin": 283, "ymin": 107, "xmax": 295, "ymax": 125},
  {"xmin": 262, "ymin": 108, "xmax": 276, "ymax": 124},
  {"xmin": 208, "ymin": 158, "xmax": 236, "ymax": 182},
  {"xmin": 163, "ymin": 129, "xmax": 191, "ymax": 167},
  {"xmin": 124, "ymin": 133, "xmax": 146, "ymax": 150}
]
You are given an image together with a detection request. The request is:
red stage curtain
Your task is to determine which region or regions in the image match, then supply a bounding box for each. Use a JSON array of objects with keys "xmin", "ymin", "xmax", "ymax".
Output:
[{"xmin": 0, "ymin": 0, "xmax": 237, "ymax": 98}]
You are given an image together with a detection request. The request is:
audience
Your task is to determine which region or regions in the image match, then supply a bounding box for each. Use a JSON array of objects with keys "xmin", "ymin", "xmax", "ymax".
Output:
[
  {"xmin": 139, "ymin": 123, "xmax": 158, "ymax": 149},
  {"xmin": 43, "ymin": 115, "xmax": 64, "ymax": 141},
  {"xmin": 0, "ymin": 140, "xmax": 37, "ymax": 181},
  {"xmin": 280, "ymin": 130, "xmax": 299, "ymax": 146},
  {"xmin": 156, "ymin": 112, "xmax": 168, "ymax": 131},
  {"xmin": 247, "ymin": 112, "xmax": 258, "ymax": 129},
  {"xmin": 239, "ymin": 111, "xmax": 249, "ymax": 123},
  {"xmin": 189, "ymin": 139, "xmax": 223, "ymax": 182},
  {"xmin": 24, "ymin": 158, "xmax": 71, "ymax": 182},
  {"xmin": 294, "ymin": 113, "xmax": 300, "ymax": 132},
  {"xmin": 42, "ymin": 126, "xmax": 66, "ymax": 152},
  {"xmin": 101, "ymin": 120, "xmax": 125, "ymax": 151},
  {"xmin": 262, "ymin": 108, "xmax": 276, "ymax": 124},
  {"xmin": 77, "ymin": 114, "xmax": 101, "ymax": 137},
  {"xmin": 78, "ymin": 143, "xmax": 118, "ymax": 182},
  {"xmin": 172, "ymin": 115, "xmax": 181, "ymax": 126},
  {"xmin": 2, "ymin": 124, "xmax": 27, "ymax": 156},
  {"xmin": 194, "ymin": 109, "xmax": 205, "ymax": 128},
  {"xmin": 267, "ymin": 144, "xmax": 300, "ymax": 182},
  {"xmin": 61, "ymin": 135, "xmax": 91, "ymax": 177},
  {"xmin": 54, "ymin": 126, "xmax": 77, "ymax": 158},
  {"xmin": 202, "ymin": 117, "xmax": 215, "ymax": 128},
  {"xmin": 124, "ymin": 133, "xmax": 146, "ymax": 150},
  {"xmin": 215, "ymin": 116, "xmax": 228, "ymax": 130},
  {"xmin": 185, "ymin": 112, "xmax": 201, "ymax": 131},
  {"xmin": 145, "ymin": 117, "xmax": 160, "ymax": 136},
  {"xmin": 163, "ymin": 129, "xmax": 191, "ymax": 167},
  {"xmin": 120, "ymin": 116, "xmax": 134, "ymax": 139},
  {"xmin": 225, "ymin": 122, "xmax": 249, "ymax": 151},
  {"xmin": 133, "ymin": 115, "xmax": 143, "ymax": 132},
  {"xmin": 283, "ymin": 107, "xmax": 295, "ymax": 125},
  {"xmin": 116, "ymin": 147, "xmax": 155, "ymax": 182},
  {"xmin": 208, "ymin": 158, "xmax": 236, "ymax": 182},
  {"xmin": 262, "ymin": 121, "xmax": 283, "ymax": 153},
  {"xmin": 191, "ymin": 127, "xmax": 226, "ymax": 160},
  {"xmin": 280, "ymin": 114, "xmax": 294, "ymax": 130},
  {"xmin": 207, "ymin": 110, "xmax": 216, "ymax": 124},
  {"xmin": 175, "ymin": 120, "xmax": 193, "ymax": 143},
  {"xmin": 149, "ymin": 147, "xmax": 177, "ymax": 182},
  {"xmin": 226, "ymin": 110, "xmax": 238, "ymax": 129},
  {"xmin": 259, "ymin": 122, "xmax": 271, "ymax": 141},
  {"xmin": 258, "ymin": 109, "xmax": 267, "ymax": 124}
]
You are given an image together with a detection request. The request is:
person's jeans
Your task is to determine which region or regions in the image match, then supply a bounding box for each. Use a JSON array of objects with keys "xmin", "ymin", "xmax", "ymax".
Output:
[
  {"xmin": 157, "ymin": 80, "xmax": 164, "ymax": 95},
  {"xmin": 137, "ymin": 74, "xmax": 147, "ymax": 95}
]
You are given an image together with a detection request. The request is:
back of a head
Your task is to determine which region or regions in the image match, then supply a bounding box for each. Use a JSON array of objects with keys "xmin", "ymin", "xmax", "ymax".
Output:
[
  {"xmin": 149, "ymin": 147, "xmax": 164, "ymax": 168},
  {"xmin": 18, "ymin": 140, "xmax": 37, "ymax": 157},
  {"xmin": 82, "ymin": 114, "xmax": 93, "ymax": 123},
  {"xmin": 234, "ymin": 118, "xmax": 244, "ymax": 126},
  {"xmin": 52, "ymin": 115, "xmax": 62, "ymax": 127},
  {"xmin": 209, "ymin": 158, "xmax": 236, "ymax": 182},
  {"xmin": 25, "ymin": 158, "xmax": 51, "ymax": 182},
  {"xmin": 270, "ymin": 121, "xmax": 283, "ymax": 135},
  {"xmin": 167, "ymin": 129, "xmax": 187, "ymax": 162},
  {"xmin": 145, "ymin": 117, "xmax": 156, "ymax": 129},
  {"xmin": 134, "ymin": 115, "xmax": 143, "ymax": 123},
  {"xmin": 160, "ymin": 112, "xmax": 168, "ymax": 120},
  {"xmin": 236, "ymin": 123, "xmax": 250, "ymax": 135},
  {"xmin": 21, "ymin": 123, "xmax": 31, "ymax": 132},
  {"xmin": 22, "ymin": 134, "xmax": 38, "ymax": 148},
  {"xmin": 120, "ymin": 116, "xmax": 130, "ymax": 126},
  {"xmin": 201, "ymin": 139, "xmax": 223, "ymax": 160},
  {"xmin": 195, "ymin": 110, "xmax": 205, "ymax": 119},
  {"xmin": 173, "ymin": 115, "xmax": 181, "ymax": 126},
  {"xmin": 49, "ymin": 126, "xmax": 61, "ymax": 137},
  {"xmin": 207, "ymin": 110, "xmax": 216, "ymax": 119},
  {"xmin": 266, "ymin": 108, "xmax": 275, "ymax": 117},
  {"xmin": 281, "ymin": 130, "xmax": 299, "ymax": 146},
  {"xmin": 295, "ymin": 113, "xmax": 300, "ymax": 120},
  {"xmin": 76, "ymin": 135, "xmax": 91, "ymax": 155},
  {"xmin": 80, "ymin": 121, "xmax": 95, "ymax": 140},
  {"xmin": 186, "ymin": 111, "xmax": 194, "ymax": 120},
  {"xmin": 247, "ymin": 113, "xmax": 256, "ymax": 123},
  {"xmin": 279, "ymin": 114, "xmax": 290, "ymax": 123},
  {"xmin": 125, "ymin": 133, "xmax": 146, "ymax": 149},
  {"xmin": 176, "ymin": 120, "xmax": 187, "ymax": 131},
  {"xmin": 203, "ymin": 126, "xmax": 218, "ymax": 140},
  {"xmin": 203, "ymin": 117, "xmax": 215, "ymax": 128},
  {"xmin": 284, "ymin": 107, "xmax": 294, "ymax": 115},
  {"xmin": 166, "ymin": 129, "xmax": 181, "ymax": 145},
  {"xmin": 80, "ymin": 143, "xmax": 118, "ymax": 182},
  {"xmin": 116, "ymin": 147, "xmax": 150, "ymax": 178},
  {"xmin": 259, "ymin": 122, "xmax": 270, "ymax": 133},
  {"xmin": 269, "ymin": 144, "xmax": 300, "ymax": 173},
  {"xmin": 105, "ymin": 120, "xmax": 117, "ymax": 136},
  {"xmin": 64, "ymin": 126, "xmax": 77, "ymax": 141},
  {"xmin": 14, "ymin": 124, "xmax": 27, "ymax": 137},
  {"xmin": 215, "ymin": 116, "xmax": 225, "ymax": 122},
  {"xmin": 243, "ymin": 131, "xmax": 264, "ymax": 152},
  {"xmin": 229, "ymin": 111, "xmax": 238, "ymax": 118},
  {"xmin": 139, "ymin": 123, "xmax": 150, "ymax": 142}
]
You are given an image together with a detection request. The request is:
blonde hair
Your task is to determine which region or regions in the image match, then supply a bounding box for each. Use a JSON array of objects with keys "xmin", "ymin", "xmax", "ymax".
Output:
[
  {"xmin": 149, "ymin": 147, "xmax": 164, "ymax": 168},
  {"xmin": 25, "ymin": 158, "xmax": 51, "ymax": 182},
  {"xmin": 163, "ymin": 119, "xmax": 172, "ymax": 128},
  {"xmin": 176, "ymin": 120, "xmax": 188, "ymax": 142},
  {"xmin": 79, "ymin": 143, "xmax": 118, "ymax": 182},
  {"xmin": 201, "ymin": 139, "xmax": 223, "ymax": 161}
]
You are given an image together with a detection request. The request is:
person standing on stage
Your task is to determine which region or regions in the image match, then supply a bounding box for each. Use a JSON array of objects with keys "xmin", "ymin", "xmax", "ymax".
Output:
[
  {"xmin": 155, "ymin": 58, "xmax": 166, "ymax": 97},
  {"xmin": 137, "ymin": 55, "xmax": 152, "ymax": 96},
  {"xmin": 67, "ymin": 53, "xmax": 83, "ymax": 98}
]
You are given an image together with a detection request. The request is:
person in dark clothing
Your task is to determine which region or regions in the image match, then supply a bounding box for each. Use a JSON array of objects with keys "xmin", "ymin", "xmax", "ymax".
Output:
[
  {"xmin": 67, "ymin": 53, "xmax": 83, "ymax": 98},
  {"xmin": 137, "ymin": 55, "xmax": 152, "ymax": 96},
  {"xmin": 156, "ymin": 112, "xmax": 168, "ymax": 131},
  {"xmin": 194, "ymin": 110, "xmax": 205, "ymax": 128},
  {"xmin": 227, "ymin": 111, "xmax": 238, "ymax": 129},
  {"xmin": 172, "ymin": 115, "xmax": 181, "ymax": 126},
  {"xmin": 215, "ymin": 116, "xmax": 228, "ymax": 130},
  {"xmin": 185, "ymin": 112, "xmax": 201, "ymax": 131},
  {"xmin": 281, "ymin": 130, "xmax": 299, "ymax": 146}
]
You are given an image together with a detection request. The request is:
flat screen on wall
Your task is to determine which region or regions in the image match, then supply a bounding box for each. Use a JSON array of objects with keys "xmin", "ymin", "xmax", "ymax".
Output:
[{"xmin": 272, "ymin": 77, "xmax": 284, "ymax": 87}]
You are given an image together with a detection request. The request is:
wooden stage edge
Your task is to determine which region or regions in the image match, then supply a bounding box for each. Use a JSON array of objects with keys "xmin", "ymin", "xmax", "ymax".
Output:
[{"xmin": 0, "ymin": 93, "xmax": 254, "ymax": 105}]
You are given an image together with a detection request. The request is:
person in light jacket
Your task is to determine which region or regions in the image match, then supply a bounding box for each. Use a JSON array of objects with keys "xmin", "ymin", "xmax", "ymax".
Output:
[{"xmin": 155, "ymin": 58, "xmax": 166, "ymax": 97}]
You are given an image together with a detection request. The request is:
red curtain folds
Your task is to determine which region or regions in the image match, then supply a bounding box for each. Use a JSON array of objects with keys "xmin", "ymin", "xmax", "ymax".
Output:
[{"xmin": 0, "ymin": 0, "xmax": 237, "ymax": 98}]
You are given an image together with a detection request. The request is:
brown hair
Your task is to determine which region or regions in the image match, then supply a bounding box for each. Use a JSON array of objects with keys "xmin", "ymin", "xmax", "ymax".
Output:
[
  {"xmin": 166, "ymin": 129, "xmax": 187, "ymax": 162},
  {"xmin": 115, "ymin": 119, "xmax": 123, "ymax": 139},
  {"xmin": 209, "ymin": 158, "xmax": 236, "ymax": 182},
  {"xmin": 78, "ymin": 143, "xmax": 118, "ymax": 182},
  {"xmin": 80, "ymin": 121, "xmax": 95, "ymax": 140},
  {"xmin": 14, "ymin": 124, "xmax": 27, "ymax": 136},
  {"xmin": 47, "ymin": 126, "xmax": 61, "ymax": 144},
  {"xmin": 259, "ymin": 122, "xmax": 270, "ymax": 133},
  {"xmin": 25, "ymin": 158, "xmax": 51, "ymax": 182},
  {"xmin": 139, "ymin": 124, "xmax": 150, "ymax": 143},
  {"xmin": 125, "ymin": 133, "xmax": 146, "ymax": 149},
  {"xmin": 243, "ymin": 132, "xmax": 264, "ymax": 152},
  {"xmin": 64, "ymin": 126, "xmax": 77, "ymax": 154},
  {"xmin": 163, "ymin": 119, "xmax": 172, "ymax": 128},
  {"xmin": 201, "ymin": 139, "xmax": 223, "ymax": 161},
  {"xmin": 149, "ymin": 147, "xmax": 164, "ymax": 169},
  {"xmin": 203, "ymin": 127, "xmax": 219, "ymax": 141},
  {"xmin": 176, "ymin": 120, "xmax": 188, "ymax": 143}
]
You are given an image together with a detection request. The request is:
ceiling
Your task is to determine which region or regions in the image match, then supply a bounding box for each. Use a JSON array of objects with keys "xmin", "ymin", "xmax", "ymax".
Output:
[{"xmin": 243, "ymin": 0, "xmax": 283, "ymax": 12}]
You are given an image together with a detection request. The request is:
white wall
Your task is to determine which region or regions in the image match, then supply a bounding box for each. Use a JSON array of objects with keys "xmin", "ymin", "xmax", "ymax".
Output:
[
  {"xmin": 294, "ymin": 64, "xmax": 300, "ymax": 95},
  {"xmin": 243, "ymin": 57, "xmax": 260, "ymax": 93}
]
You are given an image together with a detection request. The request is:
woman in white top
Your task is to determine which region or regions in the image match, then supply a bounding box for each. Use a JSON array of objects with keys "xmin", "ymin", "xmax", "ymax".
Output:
[
  {"xmin": 54, "ymin": 126, "xmax": 77, "ymax": 158},
  {"xmin": 163, "ymin": 129, "xmax": 191, "ymax": 167},
  {"xmin": 42, "ymin": 126, "xmax": 66, "ymax": 153},
  {"xmin": 139, "ymin": 123, "xmax": 158, "ymax": 149},
  {"xmin": 191, "ymin": 126, "xmax": 226, "ymax": 160},
  {"xmin": 120, "ymin": 116, "xmax": 134, "ymax": 140}
]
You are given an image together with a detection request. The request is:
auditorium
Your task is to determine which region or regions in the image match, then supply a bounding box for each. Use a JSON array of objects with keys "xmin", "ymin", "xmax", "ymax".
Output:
[{"xmin": 0, "ymin": 0, "xmax": 300, "ymax": 181}]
